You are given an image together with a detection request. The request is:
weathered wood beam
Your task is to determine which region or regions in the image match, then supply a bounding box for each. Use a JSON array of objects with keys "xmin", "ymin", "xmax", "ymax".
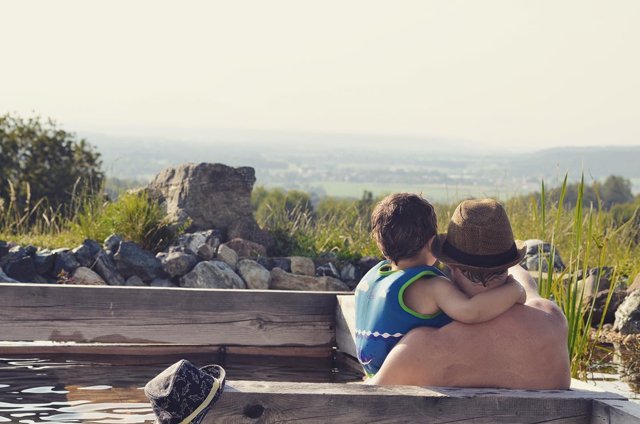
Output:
[
  {"xmin": 0, "ymin": 341, "xmax": 331, "ymax": 358},
  {"xmin": 335, "ymin": 294, "xmax": 357, "ymax": 358},
  {"xmin": 592, "ymin": 399, "xmax": 640, "ymax": 424},
  {"xmin": 208, "ymin": 381, "xmax": 624, "ymax": 424},
  {"xmin": 0, "ymin": 283, "xmax": 338, "ymax": 348}
]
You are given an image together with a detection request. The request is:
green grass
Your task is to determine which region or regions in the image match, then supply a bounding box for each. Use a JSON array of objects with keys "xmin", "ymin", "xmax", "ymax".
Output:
[
  {"xmin": 507, "ymin": 175, "xmax": 640, "ymax": 378},
  {"xmin": 1, "ymin": 187, "xmax": 180, "ymax": 252}
]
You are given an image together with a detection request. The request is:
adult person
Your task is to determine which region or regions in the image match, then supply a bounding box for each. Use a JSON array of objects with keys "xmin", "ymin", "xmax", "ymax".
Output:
[{"xmin": 368, "ymin": 199, "xmax": 571, "ymax": 390}]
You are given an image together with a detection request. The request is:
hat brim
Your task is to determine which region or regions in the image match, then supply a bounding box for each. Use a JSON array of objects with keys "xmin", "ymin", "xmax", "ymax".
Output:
[{"xmin": 434, "ymin": 234, "xmax": 526, "ymax": 273}]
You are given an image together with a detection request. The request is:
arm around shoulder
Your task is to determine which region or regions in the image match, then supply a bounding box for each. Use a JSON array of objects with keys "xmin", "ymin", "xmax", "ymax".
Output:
[{"xmin": 431, "ymin": 278, "xmax": 525, "ymax": 324}]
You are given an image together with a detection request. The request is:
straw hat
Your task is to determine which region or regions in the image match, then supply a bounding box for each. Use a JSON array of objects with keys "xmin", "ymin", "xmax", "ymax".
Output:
[{"xmin": 434, "ymin": 199, "xmax": 526, "ymax": 272}]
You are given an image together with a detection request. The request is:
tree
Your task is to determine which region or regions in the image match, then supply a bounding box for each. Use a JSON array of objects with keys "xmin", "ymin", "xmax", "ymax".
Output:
[
  {"xmin": 0, "ymin": 113, "xmax": 103, "ymax": 215},
  {"xmin": 596, "ymin": 175, "xmax": 634, "ymax": 210}
]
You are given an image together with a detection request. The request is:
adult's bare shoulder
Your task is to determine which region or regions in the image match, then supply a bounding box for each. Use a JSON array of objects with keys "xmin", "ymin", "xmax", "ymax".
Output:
[{"xmin": 372, "ymin": 302, "xmax": 571, "ymax": 389}]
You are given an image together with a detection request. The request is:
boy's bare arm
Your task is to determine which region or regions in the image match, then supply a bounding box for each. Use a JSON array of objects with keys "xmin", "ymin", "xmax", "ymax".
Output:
[{"xmin": 427, "ymin": 278, "xmax": 526, "ymax": 324}]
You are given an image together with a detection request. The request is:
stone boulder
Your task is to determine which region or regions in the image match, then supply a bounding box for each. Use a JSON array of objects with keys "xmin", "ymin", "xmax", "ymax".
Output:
[
  {"xmin": 257, "ymin": 257, "xmax": 291, "ymax": 273},
  {"xmin": 33, "ymin": 250, "xmax": 56, "ymax": 275},
  {"xmin": 315, "ymin": 262, "xmax": 340, "ymax": 279},
  {"xmin": 147, "ymin": 162, "xmax": 272, "ymax": 247},
  {"xmin": 114, "ymin": 241, "xmax": 165, "ymax": 283},
  {"xmin": 216, "ymin": 244, "xmax": 238, "ymax": 269},
  {"xmin": 0, "ymin": 267, "xmax": 19, "ymax": 283},
  {"xmin": 579, "ymin": 267, "xmax": 626, "ymax": 326},
  {"xmin": 176, "ymin": 230, "xmax": 222, "ymax": 260},
  {"xmin": 51, "ymin": 249, "xmax": 81, "ymax": 278},
  {"xmin": 614, "ymin": 289, "xmax": 640, "ymax": 334},
  {"xmin": 104, "ymin": 234, "xmax": 122, "ymax": 254},
  {"xmin": 289, "ymin": 256, "xmax": 315, "ymax": 276},
  {"xmin": 72, "ymin": 240, "xmax": 102, "ymax": 268},
  {"xmin": 224, "ymin": 238, "xmax": 267, "ymax": 258},
  {"xmin": 93, "ymin": 251, "xmax": 126, "ymax": 286},
  {"xmin": 180, "ymin": 260, "xmax": 247, "ymax": 289},
  {"xmin": 69, "ymin": 267, "xmax": 106, "ymax": 286},
  {"xmin": 237, "ymin": 259, "xmax": 271, "ymax": 290},
  {"xmin": 270, "ymin": 267, "xmax": 349, "ymax": 291},
  {"xmin": 160, "ymin": 251, "xmax": 198, "ymax": 278},
  {"xmin": 520, "ymin": 239, "xmax": 565, "ymax": 272},
  {"xmin": 0, "ymin": 248, "xmax": 37, "ymax": 282}
]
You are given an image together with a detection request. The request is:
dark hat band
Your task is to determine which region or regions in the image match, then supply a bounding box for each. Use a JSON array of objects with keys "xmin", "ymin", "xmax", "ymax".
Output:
[{"xmin": 442, "ymin": 240, "xmax": 518, "ymax": 268}]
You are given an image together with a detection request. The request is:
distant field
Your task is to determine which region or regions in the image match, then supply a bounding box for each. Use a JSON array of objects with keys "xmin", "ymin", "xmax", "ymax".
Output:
[{"xmin": 294, "ymin": 181, "xmax": 531, "ymax": 203}]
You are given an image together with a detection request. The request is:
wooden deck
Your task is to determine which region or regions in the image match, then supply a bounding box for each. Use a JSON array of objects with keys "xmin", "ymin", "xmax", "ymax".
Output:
[{"xmin": 1, "ymin": 282, "xmax": 640, "ymax": 423}]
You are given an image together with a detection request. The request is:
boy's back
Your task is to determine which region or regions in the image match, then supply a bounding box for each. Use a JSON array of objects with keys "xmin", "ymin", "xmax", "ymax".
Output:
[{"xmin": 355, "ymin": 260, "xmax": 452, "ymax": 376}]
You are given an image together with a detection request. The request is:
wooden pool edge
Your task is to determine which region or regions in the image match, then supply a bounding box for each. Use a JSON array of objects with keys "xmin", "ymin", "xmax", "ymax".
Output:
[{"xmin": 2, "ymin": 283, "xmax": 640, "ymax": 423}]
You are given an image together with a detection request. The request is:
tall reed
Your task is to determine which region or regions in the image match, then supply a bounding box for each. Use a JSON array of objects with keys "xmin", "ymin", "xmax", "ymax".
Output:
[{"xmin": 513, "ymin": 175, "xmax": 632, "ymax": 379}]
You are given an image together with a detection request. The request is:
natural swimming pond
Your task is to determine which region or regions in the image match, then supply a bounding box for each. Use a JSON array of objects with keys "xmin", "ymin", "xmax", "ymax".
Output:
[{"xmin": 0, "ymin": 353, "xmax": 363, "ymax": 424}]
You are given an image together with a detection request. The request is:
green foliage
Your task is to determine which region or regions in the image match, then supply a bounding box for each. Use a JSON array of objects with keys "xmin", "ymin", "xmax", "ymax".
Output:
[
  {"xmin": 524, "ymin": 175, "xmax": 633, "ymax": 211},
  {"xmin": 509, "ymin": 175, "xmax": 640, "ymax": 379},
  {"xmin": 0, "ymin": 113, "xmax": 103, "ymax": 216},
  {"xmin": 72, "ymin": 191, "xmax": 182, "ymax": 252},
  {"xmin": 252, "ymin": 187, "xmax": 380, "ymax": 259}
]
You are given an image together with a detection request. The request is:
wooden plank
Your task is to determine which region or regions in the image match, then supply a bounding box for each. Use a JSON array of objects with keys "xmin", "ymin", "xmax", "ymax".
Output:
[
  {"xmin": 335, "ymin": 294, "xmax": 357, "ymax": 358},
  {"xmin": 208, "ymin": 380, "xmax": 605, "ymax": 423},
  {"xmin": 592, "ymin": 400, "xmax": 640, "ymax": 424},
  {"xmin": 0, "ymin": 283, "xmax": 337, "ymax": 347},
  {"xmin": 0, "ymin": 341, "xmax": 331, "ymax": 358}
]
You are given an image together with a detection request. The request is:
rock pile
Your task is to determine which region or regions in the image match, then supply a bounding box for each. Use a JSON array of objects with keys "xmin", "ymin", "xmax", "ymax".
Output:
[{"xmin": 0, "ymin": 235, "xmax": 376, "ymax": 292}]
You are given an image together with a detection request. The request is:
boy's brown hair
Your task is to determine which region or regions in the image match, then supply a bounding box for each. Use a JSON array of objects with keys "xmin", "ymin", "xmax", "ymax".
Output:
[{"xmin": 371, "ymin": 193, "xmax": 437, "ymax": 264}]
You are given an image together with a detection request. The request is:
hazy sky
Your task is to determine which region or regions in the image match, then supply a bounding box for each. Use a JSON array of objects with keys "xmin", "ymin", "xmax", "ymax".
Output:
[{"xmin": 2, "ymin": 0, "xmax": 639, "ymax": 150}]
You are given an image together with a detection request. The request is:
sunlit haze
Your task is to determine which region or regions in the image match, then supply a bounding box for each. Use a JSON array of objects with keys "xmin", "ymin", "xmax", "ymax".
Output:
[{"xmin": 2, "ymin": 0, "xmax": 639, "ymax": 151}]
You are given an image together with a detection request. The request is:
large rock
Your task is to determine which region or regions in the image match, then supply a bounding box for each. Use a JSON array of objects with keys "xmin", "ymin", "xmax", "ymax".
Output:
[
  {"xmin": 176, "ymin": 230, "xmax": 221, "ymax": 260},
  {"xmin": 315, "ymin": 262, "xmax": 340, "ymax": 279},
  {"xmin": 93, "ymin": 251, "xmax": 126, "ymax": 286},
  {"xmin": 521, "ymin": 239, "xmax": 565, "ymax": 272},
  {"xmin": 160, "ymin": 251, "xmax": 198, "ymax": 278},
  {"xmin": 147, "ymin": 163, "xmax": 272, "ymax": 247},
  {"xmin": 237, "ymin": 259, "xmax": 271, "ymax": 290},
  {"xmin": 104, "ymin": 234, "xmax": 122, "ymax": 254},
  {"xmin": 257, "ymin": 257, "xmax": 291, "ymax": 272},
  {"xmin": 614, "ymin": 289, "xmax": 640, "ymax": 334},
  {"xmin": 579, "ymin": 267, "xmax": 626, "ymax": 326},
  {"xmin": 33, "ymin": 250, "xmax": 56, "ymax": 275},
  {"xmin": 52, "ymin": 249, "xmax": 80, "ymax": 277},
  {"xmin": 289, "ymin": 256, "xmax": 315, "ymax": 276},
  {"xmin": 180, "ymin": 260, "xmax": 247, "ymax": 289},
  {"xmin": 72, "ymin": 240, "xmax": 102, "ymax": 268},
  {"xmin": 216, "ymin": 244, "xmax": 238, "ymax": 269},
  {"xmin": 0, "ymin": 267, "xmax": 19, "ymax": 283},
  {"xmin": 113, "ymin": 241, "xmax": 165, "ymax": 282},
  {"xmin": 69, "ymin": 267, "xmax": 106, "ymax": 286},
  {"xmin": 270, "ymin": 267, "xmax": 349, "ymax": 291},
  {"xmin": 2, "ymin": 251, "xmax": 37, "ymax": 282},
  {"xmin": 224, "ymin": 238, "xmax": 267, "ymax": 258}
]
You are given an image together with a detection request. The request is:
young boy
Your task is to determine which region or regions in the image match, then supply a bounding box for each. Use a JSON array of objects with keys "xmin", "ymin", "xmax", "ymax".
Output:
[{"xmin": 355, "ymin": 194, "xmax": 525, "ymax": 377}]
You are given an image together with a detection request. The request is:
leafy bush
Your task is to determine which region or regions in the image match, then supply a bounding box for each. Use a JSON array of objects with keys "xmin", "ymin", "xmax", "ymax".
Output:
[
  {"xmin": 72, "ymin": 191, "xmax": 181, "ymax": 252},
  {"xmin": 0, "ymin": 113, "xmax": 103, "ymax": 216}
]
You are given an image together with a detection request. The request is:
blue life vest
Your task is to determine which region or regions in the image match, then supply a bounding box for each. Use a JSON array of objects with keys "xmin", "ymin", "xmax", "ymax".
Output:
[{"xmin": 354, "ymin": 260, "xmax": 453, "ymax": 376}]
